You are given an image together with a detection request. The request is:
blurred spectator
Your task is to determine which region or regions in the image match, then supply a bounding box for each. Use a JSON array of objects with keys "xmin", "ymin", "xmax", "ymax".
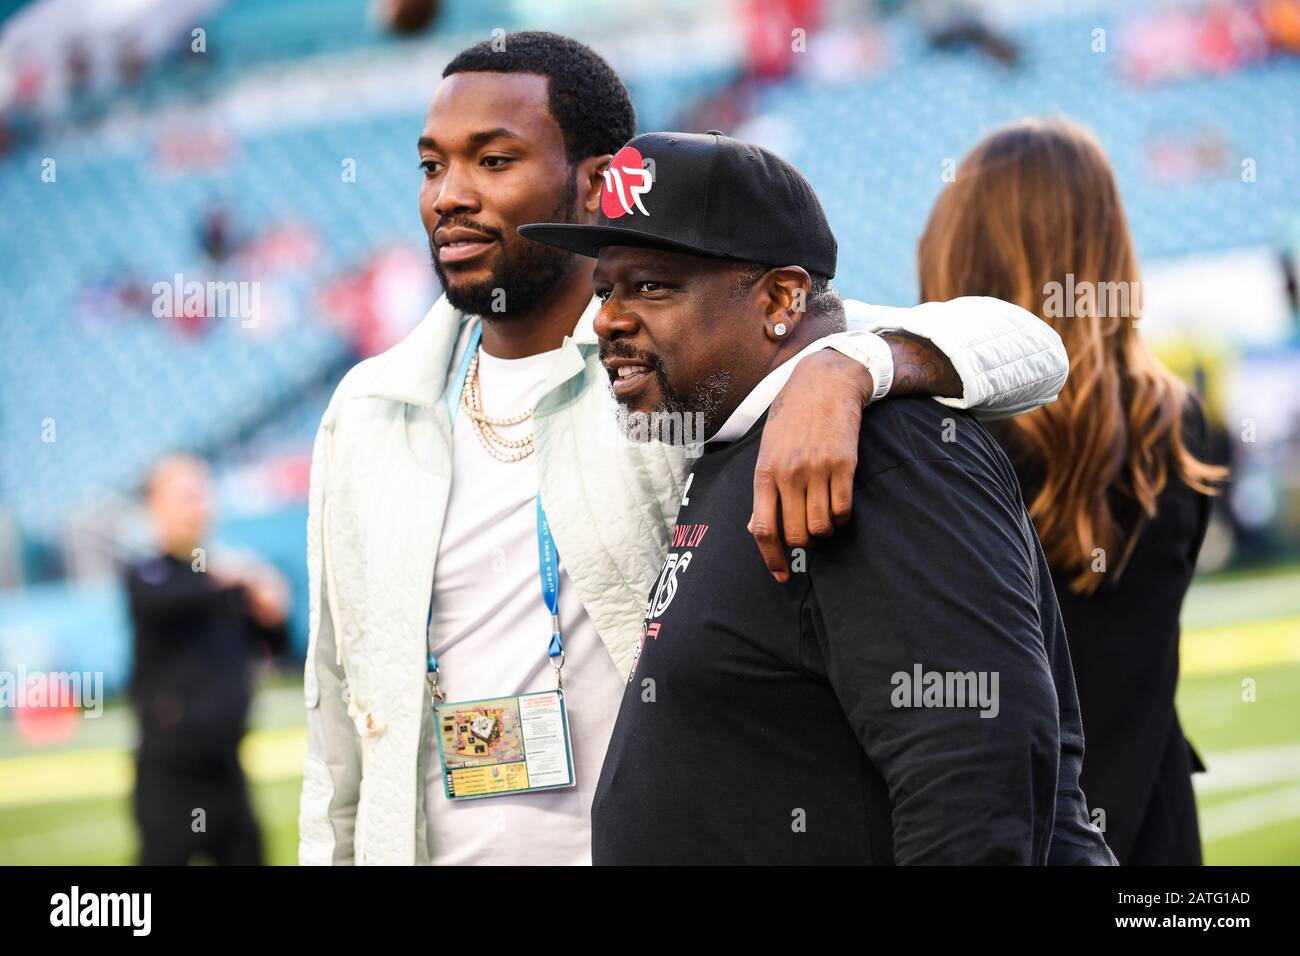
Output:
[
  {"xmin": 199, "ymin": 205, "xmax": 236, "ymax": 264},
  {"xmin": 741, "ymin": 0, "xmax": 825, "ymax": 81},
  {"xmin": 1261, "ymin": 0, "xmax": 1300, "ymax": 52},
  {"xmin": 123, "ymin": 453, "xmax": 290, "ymax": 866},
  {"xmin": 376, "ymin": 0, "xmax": 442, "ymax": 35},
  {"xmin": 913, "ymin": 0, "xmax": 1019, "ymax": 68},
  {"xmin": 318, "ymin": 245, "xmax": 436, "ymax": 357}
]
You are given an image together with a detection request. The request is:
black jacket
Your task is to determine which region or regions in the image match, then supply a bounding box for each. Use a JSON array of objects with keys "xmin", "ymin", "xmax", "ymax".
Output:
[{"xmin": 124, "ymin": 553, "xmax": 288, "ymax": 768}]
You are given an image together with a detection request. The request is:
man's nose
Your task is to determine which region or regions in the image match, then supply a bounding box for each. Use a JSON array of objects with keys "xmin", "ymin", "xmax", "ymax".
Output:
[
  {"xmin": 431, "ymin": 161, "xmax": 480, "ymax": 218},
  {"xmin": 594, "ymin": 296, "xmax": 640, "ymax": 343}
]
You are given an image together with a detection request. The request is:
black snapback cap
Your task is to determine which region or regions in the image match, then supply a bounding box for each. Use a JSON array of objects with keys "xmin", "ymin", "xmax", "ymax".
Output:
[{"xmin": 518, "ymin": 130, "xmax": 837, "ymax": 279}]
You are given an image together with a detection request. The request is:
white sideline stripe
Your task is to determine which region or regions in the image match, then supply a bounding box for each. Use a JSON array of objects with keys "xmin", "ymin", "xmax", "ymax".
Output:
[
  {"xmin": 1195, "ymin": 744, "xmax": 1300, "ymax": 795},
  {"xmin": 1199, "ymin": 783, "xmax": 1300, "ymax": 841}
]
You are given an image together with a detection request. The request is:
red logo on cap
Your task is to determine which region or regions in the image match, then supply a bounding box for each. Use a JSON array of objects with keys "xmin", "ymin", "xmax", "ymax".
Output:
[{"xmin": 601, "ymin": 146, "xmax": 652, "ymax": 219}]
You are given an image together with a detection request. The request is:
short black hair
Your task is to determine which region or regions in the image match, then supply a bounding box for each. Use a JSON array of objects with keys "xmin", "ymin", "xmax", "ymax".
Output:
[{"xmin": 443, "ymin": 31, "xmax": 636, "ymax": 165}]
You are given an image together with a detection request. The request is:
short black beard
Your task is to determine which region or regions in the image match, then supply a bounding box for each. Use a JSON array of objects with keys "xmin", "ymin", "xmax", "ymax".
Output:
[{"xmin": 430, "ymin": 177, "xmax": 580, "ymax": 319}]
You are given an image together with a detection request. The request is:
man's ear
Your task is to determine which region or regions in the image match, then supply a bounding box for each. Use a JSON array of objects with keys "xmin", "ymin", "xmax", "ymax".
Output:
[
  {"xmin": 576, "ymin": 154, "xmax": 612, "ymax": 221},
  {"xmin": 760, "ymin": 266, "xmax": 813, "ymax": 341}
]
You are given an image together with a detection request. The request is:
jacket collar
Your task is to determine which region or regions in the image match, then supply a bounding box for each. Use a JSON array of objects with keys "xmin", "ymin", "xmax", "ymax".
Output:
[
  {"xmin": 355, "ymin": 294, "xmax": 602, "ymax": 410},
  {"xmin": 537, "ymin": 296, "xmax": 600, "ymax": 404},
  {"xmin": 354, "ymin": 295, "xmax": 465, "ymax": 409}
]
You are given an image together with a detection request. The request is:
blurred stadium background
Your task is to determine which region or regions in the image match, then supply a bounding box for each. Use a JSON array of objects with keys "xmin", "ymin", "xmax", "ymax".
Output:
[{"xmin": 1, "ymin": 0, "xmax": 1299, "ymax": 864}]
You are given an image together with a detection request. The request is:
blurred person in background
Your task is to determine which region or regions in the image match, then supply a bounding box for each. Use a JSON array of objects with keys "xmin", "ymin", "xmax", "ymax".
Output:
[
  {"xmin": 910, "ymin": 0, "xmax": 1020, "ymax": 68},
  {"xmin": 917, "ymin": 118, "xmax": 1229, "ymax": 865},
  {"xmin": 375, "ymin": 0, "xmax": 442, "ymax": 35},
  {"xmin": 125, "ymin": 453, "xmax": 290, "ymax": 865}
]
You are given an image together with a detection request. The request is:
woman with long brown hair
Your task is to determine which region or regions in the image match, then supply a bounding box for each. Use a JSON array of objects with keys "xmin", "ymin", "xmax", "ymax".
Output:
[{"xmin": 918, "ymin": 118, "xmax": 1227, "ymax": 865}]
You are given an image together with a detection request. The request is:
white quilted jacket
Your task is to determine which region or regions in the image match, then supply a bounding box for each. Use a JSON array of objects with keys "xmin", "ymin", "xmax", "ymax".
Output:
[{"xmin": 298, "ymin": 293, "xmax": 1067, "ymax": 865}]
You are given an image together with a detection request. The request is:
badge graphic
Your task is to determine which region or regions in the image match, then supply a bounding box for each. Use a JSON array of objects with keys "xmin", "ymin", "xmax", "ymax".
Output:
[
  {"xmin": 470, "ymin": 714, "xmax": 496, "ymax": 742},
  {"xmin": 601, "ymin": 145, "xmax": 653, "ymax": 219}
]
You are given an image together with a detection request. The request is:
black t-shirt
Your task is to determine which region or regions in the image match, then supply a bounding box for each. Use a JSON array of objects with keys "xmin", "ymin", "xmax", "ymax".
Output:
[{"xmin": 592, "ymin": 398, "xmax": 1116, "ymax": 865}]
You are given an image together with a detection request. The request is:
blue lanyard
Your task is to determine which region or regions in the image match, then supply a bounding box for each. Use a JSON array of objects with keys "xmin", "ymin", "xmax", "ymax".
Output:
[
  {"xmin": 537, "ymin": 498, "xmax": 563, "ymax": 661},
  {"xmin": 444, "ymin": 321, "xmax": 482, "ymax": 428},
  {"xmin": 426, "ymin": 320, "xmax": 565, "ymax": 695}
]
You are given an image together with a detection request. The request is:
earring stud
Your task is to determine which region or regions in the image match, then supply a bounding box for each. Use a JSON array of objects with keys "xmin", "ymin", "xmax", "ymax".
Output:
[{"xmin": 773, "ymin": 322, "xmax": 788, "ymax": 337}]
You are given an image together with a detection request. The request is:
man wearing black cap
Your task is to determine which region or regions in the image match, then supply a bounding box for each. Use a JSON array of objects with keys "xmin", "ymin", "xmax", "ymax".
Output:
[{"xmin": 522, "ymin": 132, "xmax": 1117, "ymax": 865}]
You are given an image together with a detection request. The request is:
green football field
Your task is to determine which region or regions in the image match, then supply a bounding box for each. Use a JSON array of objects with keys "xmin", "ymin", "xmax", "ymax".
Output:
[{"xmin": 3, "ymin": 567, "xmax": 1298, "ymax": 866}]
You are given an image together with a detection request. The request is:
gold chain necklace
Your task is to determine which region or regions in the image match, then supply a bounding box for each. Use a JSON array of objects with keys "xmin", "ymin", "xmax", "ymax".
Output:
[{"xmin": 462, "ymin": 349, "xmax": 535, "ymax": 462}]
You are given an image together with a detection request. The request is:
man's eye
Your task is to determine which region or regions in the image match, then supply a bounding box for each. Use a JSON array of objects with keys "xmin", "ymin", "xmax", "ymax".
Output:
[
  {"xmin": 419, "ymin": 160, "xmax": 442, "ymax": 177},
  {"xmin": 481, "ymin": 155, "xmax": 513, "ymax": 169},
  {"xmin": 637, "ymin": 282, "xmax": 665, "ymax": 294},
  {"xmin": 595, "ymin": 288, "xmax": 612, "ymax": 302}
]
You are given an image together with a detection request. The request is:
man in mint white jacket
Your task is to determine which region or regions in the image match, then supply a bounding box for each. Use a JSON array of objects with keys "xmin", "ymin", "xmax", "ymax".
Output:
[{"xmin": 298, "ymin": 31, "xmax": 1069, "ymax": 865}]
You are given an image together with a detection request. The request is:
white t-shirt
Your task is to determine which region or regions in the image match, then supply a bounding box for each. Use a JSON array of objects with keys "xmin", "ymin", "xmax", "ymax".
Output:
[{"xmin": 424, "ymin": 340, "xmax": 624, "ymax": 865}]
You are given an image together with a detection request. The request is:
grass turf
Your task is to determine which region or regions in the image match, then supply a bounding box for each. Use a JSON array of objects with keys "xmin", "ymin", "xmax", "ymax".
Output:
[{"xmin": 2, "ymin": 572, "xmax": 1298, "ymax": 865}]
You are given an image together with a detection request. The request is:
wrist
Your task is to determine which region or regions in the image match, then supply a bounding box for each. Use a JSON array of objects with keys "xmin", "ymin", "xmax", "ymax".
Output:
[
  {"xmin": 827, "ymin": 333, "xmax": 894, "ymax": 405},
  {"xmin": 812, "ymin": 346, "xmax": 876, "ymax": 408}
]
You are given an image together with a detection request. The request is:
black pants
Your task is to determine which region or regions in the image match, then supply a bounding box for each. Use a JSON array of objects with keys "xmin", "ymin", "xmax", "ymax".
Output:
[{"xmin": 133, "ymin": 753, "xmax": 263, "ymax": 866}]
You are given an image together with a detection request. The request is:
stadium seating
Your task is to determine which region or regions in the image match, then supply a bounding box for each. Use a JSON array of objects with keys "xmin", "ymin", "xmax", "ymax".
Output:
[
  {"xmin": 759, "ymin": 11, "xmax": 1300, "ymax": 306},
  {"xmin": 2, "ymin": 4, "xmax": 1297, "ymax": 544}
]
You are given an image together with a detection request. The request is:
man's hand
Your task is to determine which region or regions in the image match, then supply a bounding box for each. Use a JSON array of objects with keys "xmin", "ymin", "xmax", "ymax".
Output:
[
  {"xmin": 242, "ymin": 566, "xmax": 290, "ymax": 630},
  {"xmin": 750, "ymin": 349, "xmax": 872, "ymax": 582},
  {"xmin": 211, "ymin": 558, "xmax": 290, "ymax": 628},
  {"xmin": 749, "ymin": 334, "xmax": 961, "ymax": 581}
]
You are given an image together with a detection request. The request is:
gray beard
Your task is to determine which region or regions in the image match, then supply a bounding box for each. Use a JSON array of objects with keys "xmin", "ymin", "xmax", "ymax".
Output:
[
  {"xmin": 615, "ymin": 366, "xmax": 734, "ymax": 445},
  {"xmin": 657, "ymin": 366, "xmax": 733, "ymax": 430}
]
